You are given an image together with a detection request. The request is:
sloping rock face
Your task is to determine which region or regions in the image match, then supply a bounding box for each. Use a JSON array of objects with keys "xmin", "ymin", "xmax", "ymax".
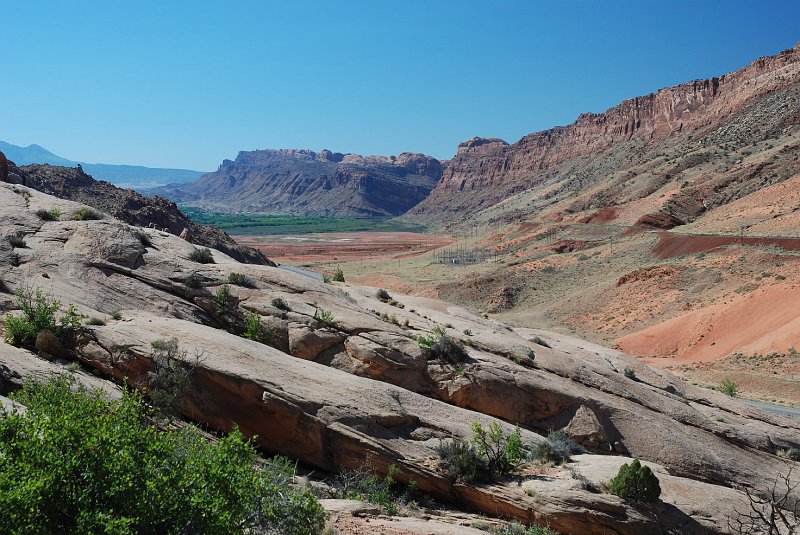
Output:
[
  {"xmin": 408, "ymin": 43, "xmax": 800, "ymax": 225},
  {"xmin": 4, "ymin": 161, "xmax": 271, "ymax": 265},
  {"xmin": 0, "ymin": 183, "xmax": 798, "ymax": 534},
  {"xmin": 157, "ymin": 149, "xmax": 442, "ymax": 217}
]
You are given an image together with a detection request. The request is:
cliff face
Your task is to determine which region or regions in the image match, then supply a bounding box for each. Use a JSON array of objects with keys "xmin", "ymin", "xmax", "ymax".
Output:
[
  {"xmin": 159, "ymin": 149, "xmax": 443, "ymax": 217},
  {"xmin": 4, "ymin": 161, "xmax": 271, "ymax": 265},
  {"xmin": 409, "ymin": 43, "xmax": 800, "ymax": 222}
]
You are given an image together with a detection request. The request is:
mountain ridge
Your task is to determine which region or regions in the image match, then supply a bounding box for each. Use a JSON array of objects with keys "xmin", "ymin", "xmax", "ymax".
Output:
[
  {"xmin": 0, "ymin": 140, "xmax": 203, "ymax": 190},
  {"xmin": 155, "ymin": 148, "xmax": 443, "ymax": 218}
]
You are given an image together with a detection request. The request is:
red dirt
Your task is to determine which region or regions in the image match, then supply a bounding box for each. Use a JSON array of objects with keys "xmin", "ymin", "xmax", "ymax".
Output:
[
  {"xmin": 652, "ymin": 231, "xmax": 800, "ymax": 260},
  {"xmin": 234, "ymin": 232, "xmax": 453, "ymax": 263},
  {"xmin": 579, "ymin": 207, "xmax": 619, "ymax": 224},
  {"xmin": 615, "ymin": 278, "xmax": 800, "ymax": 365}
]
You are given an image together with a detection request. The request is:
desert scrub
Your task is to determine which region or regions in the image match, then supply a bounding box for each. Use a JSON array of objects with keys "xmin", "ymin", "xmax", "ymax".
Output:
[
  {"xmin": 332, "ymin": 267, "xmax": 345, "ymax": 282},
  {"xmin": 530, "ymin": 430, "xmax": 583, "ymax": 464},
  {"xmin": 228, "ymin": 272, "xmax": 256, "ymax": 288},
  {"xmin": 0, "ymin": 375, "xmax": 325, "ymax": 534},
  {"xmin": 271, "ymin": 296, "xmax": 290, "ymax": 311},
  {"xmin": 242, "ymin": 312, "xmax": 275, "ymax": 344},
  {"xmin": 719, "ymin": 378, "xmax": 739, "ymax": 397},
  {"xmin": 623, "ymin": 367, "xmax": 638, "ymax": 381},
  {"xmin": 376, "ymin": 288, "xmax": 392, "ymax": 302},
  {"xmin": 416, "ymin": 325, "xmax": 468, "ymax": 364},
  {"xmin": 329, "ymin": 464, "xmax": 416, "ymax": 516},
  {"xmin": 35, "ymin": 208, "xmax": 61, "ymax": 221},
  {"xmin": 71, "ymin": 207, "xmax": 100, "ymax": 220},
  {"xmin": 608, "ymin": 458, "xmax": 661, "ymax": 503},
  {"xmin": 7, "ymin": 234, "xmax": 25, "ymax": 248},
  {"xmin": 148, "ymin": 338, "xmax": 201, "ymax": 419},
  {"xmin": 492, "ymin": 521, "xmax": 561, "ymax": 535},
  {"xmin": 315, "ymin": 308, "xmax": 335, "ymax": 325},
  {"xmin": 214, "ymin": 284, "xmax": 232, "ymax": 315},
  {"xmin": 3, "ymin": 287, "xmax": 81, "ymax": 351},
  {"xmin": 188, "ymin": 247, "xmax": 215, "ymax": 264},
  {"xmin": 437, "ymin": 422, "xmax": 525, "ymax": 483}
]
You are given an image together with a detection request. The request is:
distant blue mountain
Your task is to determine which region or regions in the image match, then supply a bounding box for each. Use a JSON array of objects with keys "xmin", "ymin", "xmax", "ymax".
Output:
[{"xmin": 0, "ymin": 140, "xmax": 203, "ymax": 190}]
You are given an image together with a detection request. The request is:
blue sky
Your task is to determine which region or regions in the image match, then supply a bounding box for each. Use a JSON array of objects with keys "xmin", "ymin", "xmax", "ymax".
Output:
[{"xmin": 2, "ymin": 1, "xmax": 799, "ymax": 170}]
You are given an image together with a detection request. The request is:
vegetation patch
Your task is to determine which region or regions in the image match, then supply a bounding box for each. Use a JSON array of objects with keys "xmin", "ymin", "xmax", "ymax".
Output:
[
  {"xmin": 180, "ymin": 208, "xmax": 426, "ymax": 235},
  {"xmin": 3, "ymin": 288, "xmax": 81, "ymax": 353},
  {"xmin": 327, "ymin": 464, "xmax": 417, "ymax": 516},
  {"xmin": 608, "ymin": 458, "xmax": 661, "ymax": 503},
  {"xmin": 228, "ymin": 272, "xmax": 256, "ymax": 288},
  {"xmin": 35, "ymin": 208, "xmax": 61, "ymax": 221},
  {"xmin": 0, "ymin": 375, "xmax": 325, "ymax": 534},
  {"xmin": 188, "ymin": 247, "xmax": 215, "ymax": 264},
  {"xmin": 436, "ymin": 422, "xmax": 525, "ymax": 483},
  {"xmin": 72, "ymin": 207, "xmax": 100, "ymax": 221}
]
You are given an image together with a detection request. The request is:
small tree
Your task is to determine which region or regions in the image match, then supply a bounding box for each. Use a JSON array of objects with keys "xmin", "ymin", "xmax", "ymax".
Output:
[{"xmin": 609, "ymin": 459, "xmax": 661, "ymax": 503}]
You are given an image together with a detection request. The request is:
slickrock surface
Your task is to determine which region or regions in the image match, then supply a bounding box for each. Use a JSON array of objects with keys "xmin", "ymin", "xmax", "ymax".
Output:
[{"xmin": 1, "ymin": 183, "xmax": 798, "ymax": 534}]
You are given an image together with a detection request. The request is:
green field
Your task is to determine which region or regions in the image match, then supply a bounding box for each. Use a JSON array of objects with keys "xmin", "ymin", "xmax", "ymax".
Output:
[{"xmin": 181, "ymin": 207, "xmax": 427, "ymax": 235}]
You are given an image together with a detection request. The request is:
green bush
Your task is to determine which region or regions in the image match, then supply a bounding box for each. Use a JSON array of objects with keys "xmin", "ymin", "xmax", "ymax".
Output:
[
  {"xmin": 332, "ymin": 267, "xmax": 345, "ymax": 282},
  {"xmin": 436, "ymin": 422, "xmax": 525, "ymax": 483},
  {"xmin": 719, "ymin": 378, "xmax": 739, "ymax": 397},
  {"xmin": 0, "ymin": 375, "xmax": 325, "ymax": 534},
  {"xmin": 72, "ymin": 207, "xmax": 100, "ymax": 221},
  {"xmin": 4, "ymin": 288, "xmax": 81, "ymax": 351},
  {"xmin": 376, "ymin": 288, "xmax": 391, "ymax": 302},
  {"xmin": 242, "ymin": 312, "xmax": 274, "ymax": 344},
  {"xmin": 35, "ymin": 208, "xmax": 61, "ymax": 221},
  {"xmin": 188, "ymin": 247, "xmax": 215, "ymax": 264},
  {"xmin": 416, "ymin": 325, "xmax": 468, "ymax": 363},
  {"xmin": 214, "ymin": 284, "xmax": 231, "ymax": 315},
  {"xmin": 228, "ymin": 272, "xmax": 255, "ymax": 288},
  {"xmin": 623, "ymin": 367, "xmax": 638, "ymax": 381},
  {"xmin": 315, "ymin": 309, "xmax": 334, "ymax": 325},
  {"xmin": 608, "ymin": 458, "xmax": 661, "ymax": 503}
]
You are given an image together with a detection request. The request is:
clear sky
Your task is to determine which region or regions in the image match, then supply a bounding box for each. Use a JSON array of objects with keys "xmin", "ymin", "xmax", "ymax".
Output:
[{"xmin": 2, "ymin": 1, "xmax": 799, "ymax": 170}]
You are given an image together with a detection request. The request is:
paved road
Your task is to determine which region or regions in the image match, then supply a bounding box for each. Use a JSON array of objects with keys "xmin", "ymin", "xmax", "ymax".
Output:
[
  {"xmin": 741, "ymin": 399, "xmax": 800, "ymax": 420},
  {"xmin": 277, "ymin": 264, "xmax": 323, "ymax": 281}
]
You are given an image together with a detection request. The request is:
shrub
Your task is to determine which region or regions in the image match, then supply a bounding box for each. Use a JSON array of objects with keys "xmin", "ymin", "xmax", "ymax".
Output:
[
  {"xmin": 0, "ymin": 375, "xmax": 325, "ymax": 534},
  {"xmin": 623, "ymin": 367, "xmax": 638, "ymax": 381},
  {"xmin": 330, "ymin": 464, "xmax": 415, "ymax": 515},
  {"xmin": 492, "ymin": 522, "xmax": 561, "ymax": 535},
  {"xmin": 148, "ymin": 338, "xmax": 200, "ymax": 419},
  {"xmin": 608, "ymin": 458, "xmax": 661, "ymax": 503},
  {"xmin": 7, "ymin": 234, "xmax": 26, "ymax": 248},
  {"xmin": 332, "ymin": 267, "xmax": 345, "ymax": 282},
  {"xmin": 35, "ymin": 208, "xmax": 61, "ymax": 221},
  {"xmin": 271, "ymin": 297, "xmax": 290, "ymax": 311},
  {"xmin": 110, "ymin": 310, "xmax": 122, "ymax": 320},
  {"xmin": 214, "ymin": 284, "xmax": 231, "ymax": 315},
  {"xmin": 72, "ymin": 207, "xmax": 100, "ymax": 220},
  {"xmin": 471, "ymin": 422, "xmax": 525, "ymax": 477},
  {"xmin": 4, "ymin": 288, "xmax": 81, "ymax": 351},
  {"xmin": 183, "ymin": 272, "xmax": 203, "ymax": 289},
  {"xmin": 435, "ymin": 437, "xmax": 489, "ymax": 483},
  {"xmin": 242, "ymin": 312, "xmax": 274, "ymax": 344},
  {"xmin": 376, "ymin": 288, "xmax": 391, "ymax": 302},
  {"xmin": 430, "ymin": 335, "xmax": 469, "ymax": 364},
  {"xmin": 228, "ymin": 272, "xmax": 256, "ymax": 288},
  {"xmin": 531, "ymin": 430, "xmax": 583, "ymax": 464},
  {"xmin": 85, "ymin": 317, "xmax": 106, "ymax": 326},
  {"xmin": 188, "ymin": 247, "xmax": 215, "ymax": 264},
  {"xmin": 530, "ymin": 336, "xmax": 551, "ymax": 348},
  {"xmin": 719, "ymin": 378, "xmax": 739, "ymax": 397},
  {"xmin": 315, "ymin": 309, "xmax": 334, "ymax": 325}
]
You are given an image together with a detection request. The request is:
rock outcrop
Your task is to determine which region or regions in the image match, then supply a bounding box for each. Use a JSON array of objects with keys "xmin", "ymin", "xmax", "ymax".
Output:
[
  {"xmin": 156, "ymin": 149, "xmax": 442, "ymax": 217},
  {"xmin": 408, "ymin": 43, "xmax": 800, "ymax": 226},
  {"xmin": 3, "ymin": 161, "xmax": 271, "ymax": 265},
  {"xmin": 0, "ymin": 183, "xmax": 798, "ymax": 533}
]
